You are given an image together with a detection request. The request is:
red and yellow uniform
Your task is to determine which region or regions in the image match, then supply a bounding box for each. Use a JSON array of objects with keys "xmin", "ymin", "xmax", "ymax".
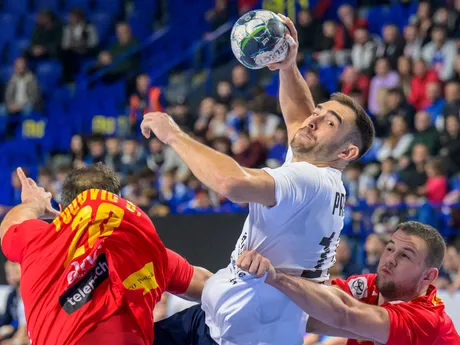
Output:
[
  {"xmin": 332, "ymin": 274, "xmax": 460, "ymax": 345},
  {"xmin": 2, "ymin": 189, "xmax": 193, "ymax": 345}
]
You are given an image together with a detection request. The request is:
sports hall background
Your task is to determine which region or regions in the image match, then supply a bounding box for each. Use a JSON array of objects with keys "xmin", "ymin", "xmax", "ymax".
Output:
[{"xmin": 0, "ymin": 0, "xmax": 459, "ymax": 342}]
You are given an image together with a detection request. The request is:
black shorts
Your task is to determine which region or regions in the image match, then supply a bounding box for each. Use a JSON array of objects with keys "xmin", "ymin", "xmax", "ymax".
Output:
[{"xmin": 154, "ymin": 304, "xmax": 217, "ymax": 345}]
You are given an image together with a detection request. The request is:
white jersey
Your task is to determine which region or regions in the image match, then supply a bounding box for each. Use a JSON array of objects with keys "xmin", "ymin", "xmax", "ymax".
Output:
[{"xmin": 201, "ymin": 148, "xmax": 346, "ymax": 345}]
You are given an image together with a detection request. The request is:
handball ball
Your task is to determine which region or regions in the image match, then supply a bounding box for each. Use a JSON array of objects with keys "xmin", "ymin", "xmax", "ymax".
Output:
[{"xmin": 231, "ymin": 10, "xmax": 289, "ymax": 70}]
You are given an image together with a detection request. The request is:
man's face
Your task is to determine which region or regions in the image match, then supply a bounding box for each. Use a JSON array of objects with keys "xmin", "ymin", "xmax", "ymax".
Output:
[
  {"xmin": 443, "ymin": 247, "xmax": 459, "ymax": 272},
  {"xmin": 290, "ymin": 101, "xmax": 358, "ymax": 162},
  {"xmin": 383, "ymin": 25, "xmax": 397, "ymax": 43},
  {"xmin": 354, "ymin": 28, "xmax": 368, "ymax": 45},
  {"xmin": 432, "ymin": 28, "xmax": 445, "ymax": 45},
  {"xmin": 5, "ymin": 262, "xmax": 20, "ymax": 288},
  {"xmin": 445, "ymin": 82, "xmax": 459, "ymax": 102},
  {"xmin": 415, "ymin": 111, "xmax": 431, "ymax": 132},
  {"xmin": 376, "ymin": 230, "xmax": 431, "ymax": 300},
  {"xmin": 403, "ymin": 25, "xmax": 417, "ymax": 42}
]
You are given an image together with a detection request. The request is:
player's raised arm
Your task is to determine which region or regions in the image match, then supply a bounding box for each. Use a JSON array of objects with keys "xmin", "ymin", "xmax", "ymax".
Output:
[
  {"xmin": 141, "ymin": 112, "xmax": 277, "ymax": 207},
  {"xmin": 267, "ymin": 14, "xmax": 315, "ymax": 143}
]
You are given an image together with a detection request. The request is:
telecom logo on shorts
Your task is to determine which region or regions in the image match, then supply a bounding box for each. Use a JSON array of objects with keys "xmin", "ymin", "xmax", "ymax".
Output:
[{"xmin": 59, "ymin": 254, "xmax": 109, "ymax": 315}]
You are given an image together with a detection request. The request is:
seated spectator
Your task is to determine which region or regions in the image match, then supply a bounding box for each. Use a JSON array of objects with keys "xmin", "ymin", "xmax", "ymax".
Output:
[
  {"xmin": 295, "ymin": 9, "xmax": 320, "ymax": 64},
  {"xmin": 145, "ymin": 137, "xmax": 165, "ymax": 173},
  {"xmin": 210, "ymin": 136, "xmax": 231, "ymax": 156},
  {"xmin": 376, "ymin": 88, "xmax": 415, "ymax": 137},
  {"xmin": 69, "ymin": 134, "xmax": 87, "ymax": 167},
  {"xmin": 422, "ymin": 25, "xmax": 457, "ymax": 81},
  {"xmin": 435, "ymin": 245, "xmax": 460, "ymax": 291},
  {"xmin": 408, "ymin": 58, "xmax": 440, "ymax": 110},
  {"xmin": 377, "ymin": 115, "xmax": 413, "ymax": 162},
  {"xmin": 231, "ymin": 132, "xmax": 265, "ymax": 168},
  {"xmin": 84, "ymin": 135, "xmax": 105, "ymax": 165},
  {"xmin": 440, "ymin": 115, "xmax": 460, "ymax": 177},
  {"xmin": 373, "ymin": 190, "xmax": 406, "ymax": 234},
  {"xmin": 424, "ymin": 81, "xmax": 446, "ymax": 128},
  {"xmin": 226, "ymin": 98, "xmax": 249, "ymax": 140},
  {"xmin": 403, "ymin": 24, "xmax": 422, "ymax": 60},
  {"xmin": 2, "ymin": 58, "xmax": 41, "ymax": 117},
  {"xmin": 409, "ymin": 1, "xmax": 433, "ymax": 46},
  {"xmin": 397, "ymin": 143, "xmax": 429, "ymax": 194},
  {"xmin": 248, "ymin": 102, "xmax": 280, "ymax": 144},
  {"xmin": 375, "ymin": 24, "xmax": 405, "ymax": 70},
  {"xmin": 214, "ymin": 81, "xmax": 233, "ymax": 107},
  {"xmin": 194, "ymin": 97, "xmax": 216, "ymax": 137},
  {"xmin": 420, "ymin": 158, "xmax": 448, "ymax": 204},
  {"xmin": 129, "ymin": 74, "xmax": 166, "ymax": 131},
  {"xmin": 350, "ymin": 26, "xmax": 377, "ymax": 76},
  {"xmin": 354, "ymin": 187, "xmax": 381, "ymax": 233},
  {"xmin": 368, "ymin": 57, "xmax": 400, "ymax": 116},
  {"xmin": 304, "ymin": 69, "xmax": 330, "ymax": 104},
  {"xmin": 407, "ymin": 110, "xmax": 440, "ymax": 156},
  {"xmin": 207, "ymin": 103, "xmax": 229, "ymax": 141},
  {"xmin": 330, "ymin": 236, "xmax": 362, "ymax": 279},
  {"xmin": 339, "ymin": 66, "xmax": 370, "ymax": 105},
  {"xmin": 362, "ymin": 233, "xmax": 387, "ymax": 274},
  {"xmin": 104, "ymin": 137, "xmax": 122, "ymax": 172},
  {"xmin": 266, "ymin": 125, "xmax": 288, "ymax": 168},
  {"xmin": 314, "ymin": 20, "xmax": 350, "ymax": 66},
  {"xmin": 169, "ymin": 99, "xmax": 194, "ymax": 132},
  {"xmin": 337, "ymin": 4, "xmax": 368, "ymax": 40},
  {"xmin": 442, "ymin": 81, "xmax": 460, "ymax": 128},
  {"xmin": 157, "ymin": 171, "xmax": 193, "ymax": 213},
  {"xmin": 180, "ymin": 190, "xmax": 217, "ymax": 214},
  {"xmin": 0, "ymin": 262, "xmax": 21, "ymax": 343},
  {"xmin": 432, "ymin": 7, "xmax": 458, "ymax": 41},
  {"xmin": 231, "ymin": 65, "xmax": 251, "ymax": 100},
  {"xmin": 119, "ymin": 138, "xmax": 146, "ymax": 176},
  {"xmin": 376, "ymin": 157, "xmax": 398, "ymax": 196},
  {"xmin": 61, "ymin": 8, "xmax": 99, "ymax": 83},
  {"xmin": 88, "ymin": 22, "xmax": 139, "ymax": 83},
  {"xmin": 396, "ymin": 56, "xmax": 413, "ymax": 98},
  {"xmin": 25, "ymin": 10, "xmax": 62, "ymax": 62}
]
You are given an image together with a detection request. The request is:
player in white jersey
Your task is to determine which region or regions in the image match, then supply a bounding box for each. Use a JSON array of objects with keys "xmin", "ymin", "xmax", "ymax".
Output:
[{"xmin": 144, "ymin": 15, "xmax": 375, "ymax": 345}]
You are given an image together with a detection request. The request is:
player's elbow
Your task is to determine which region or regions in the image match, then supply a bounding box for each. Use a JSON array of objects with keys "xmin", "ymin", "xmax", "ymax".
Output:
[
  {"xmin": 219, "ymin": 176, "xmax": 250, "ymax": 203},
  {"xmin": 184, "ymin": 266, "xmax": 213, "ymax": 302}
]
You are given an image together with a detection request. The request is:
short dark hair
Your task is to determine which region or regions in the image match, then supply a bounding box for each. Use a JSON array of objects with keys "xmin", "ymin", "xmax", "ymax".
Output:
[
  {"xmin": 330, "ymin": 92, "xmax": 375, "ymax": 159},
  {"xmin": 394, "ymin": 222, "xmax": 446, "ymax": 269},
  {"xmin": 61, "ymin": 163, "xmax": 121, "ymax": 208}
]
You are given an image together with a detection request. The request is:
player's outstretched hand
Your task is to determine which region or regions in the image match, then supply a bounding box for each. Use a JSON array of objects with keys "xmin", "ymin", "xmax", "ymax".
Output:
[
  {"xmin": 266, "ymin": 13, "xmax": 298, "ymax": 71},
  {"xmin": 17, "ymin": 167, "xmax": 60, "ymax": 219},
  {"xmin": 236, "ymin": 250, "xmax": 276, "ymax": 281},
  {"xmin": 141, "ymin": 112, "xmax": 183, "ymax": 145}
]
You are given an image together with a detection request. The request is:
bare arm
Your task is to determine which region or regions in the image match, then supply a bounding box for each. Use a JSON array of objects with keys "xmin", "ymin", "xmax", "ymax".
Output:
[
  {"xmin": 141, "ymin": 114, "xmax": 276, "ymax": 206},
  {"xmin": 178, "ymin": 266, "xmax": 213, "ymax": 302},
  {"xmin": 268, "ymin": 14, "xmax": 315, "ymax": 142},
  {"xmin": 306, "ymin": 317, "xmax": 367, "ymax": 341}
]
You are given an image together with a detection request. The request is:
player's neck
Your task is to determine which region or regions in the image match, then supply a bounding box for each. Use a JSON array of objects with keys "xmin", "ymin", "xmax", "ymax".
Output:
[
  {"xmin": 378, "ymin": 287, "xmax": 429, "ymax": 305},
  {"xmin": 292, "ymin": 156, "xmax": 345, "ymax": 171}
]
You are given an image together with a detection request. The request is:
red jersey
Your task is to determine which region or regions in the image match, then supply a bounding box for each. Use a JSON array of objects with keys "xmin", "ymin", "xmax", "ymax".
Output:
[
  {"xmin": 2, "ymin": 189, "xmax": 194, "ymax": 345},
  {"xmin": 332, "ymin": 274, "xmax": 460, "ymax": 345}
]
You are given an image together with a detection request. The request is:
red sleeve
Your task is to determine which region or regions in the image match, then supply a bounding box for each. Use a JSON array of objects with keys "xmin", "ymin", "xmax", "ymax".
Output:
[
  {"xmin": 331, "ymin": 274, "xmax": 377, "ymax": 302},
  {"xmin": 165, "ymin": 249, "xmax": 194, "ymax": 294},
  {"xmin": 384, "ymin": 302, "xmax": 440, "ymax": 345},
  {"xmin": 331, "ymin": 277, "xmax": 352, "ymax": 294},
  {"xmin": 1, "ymin": 219, "xmax": 49, "ymax": 263}
]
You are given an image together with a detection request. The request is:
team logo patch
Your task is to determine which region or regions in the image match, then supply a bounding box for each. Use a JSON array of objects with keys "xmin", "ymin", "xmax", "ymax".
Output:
[
  {"xmin": 348, "ymin": 277, "xmax": 368, "ymax": 300},
  {"xmin": 59, "ymin": 254, "xmax": 109, "ymax": 315}
]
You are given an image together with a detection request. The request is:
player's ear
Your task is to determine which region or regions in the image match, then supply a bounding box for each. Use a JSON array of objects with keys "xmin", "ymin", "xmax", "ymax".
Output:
[
  {"xmin": 423, "ymin": 267, "xmax": 438, "ymax": 284},
  {"xmin": 337, "ymin": 144, "xmax": 359, "ymax": 161}
]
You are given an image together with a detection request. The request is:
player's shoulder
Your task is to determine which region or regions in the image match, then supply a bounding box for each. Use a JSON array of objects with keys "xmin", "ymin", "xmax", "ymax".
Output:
[{"xmin": 332, "ymin": 274, "xmax": 378, "ymax": 301}]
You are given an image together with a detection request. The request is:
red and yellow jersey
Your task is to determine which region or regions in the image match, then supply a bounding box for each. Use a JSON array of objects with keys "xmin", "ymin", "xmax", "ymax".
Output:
[
  {"xmin": 2, "ymin": 189, "xmax": 193, "ymax": 345},
  {"xmin": 332, "ymin": 274, "xmax": 460, "ymax": 345}
]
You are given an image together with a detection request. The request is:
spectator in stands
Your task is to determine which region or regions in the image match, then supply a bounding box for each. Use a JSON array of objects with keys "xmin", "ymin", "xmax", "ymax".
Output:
[
  {"xmin": 408, "ymin": 58, "xmax": 440, "ymax": 110},
  {"xmin": 265, "ymin": 125, "xmax": 288, "ymax": 168},
  {"xmin": 403, "ymin": 24, "xmax": 422, "ymax": 60},
  {"xmin": 339, "ymin": 66, "xmax": 370, "ymax": 105},
  {"xmin": 377, "ymin": 115, "xmax": 413, "ymax": 162},
  {"xmin": 226, "ymin": 98, "xmax": 249, "ymax": 139},
  {"xmin": 295, "ymin": 9, "xmax": 319, "ymax": 64},
  {"xmin": 25, "ymin": 10, "xmax": 62, "ymax": 62},
  {"xmin": 314, "ymin": 20, "xmax": 350, "ymax": 66},
  {"xmin": 169, "ymin": 98, "xmax": 195, "ymax": 132},
  {"xmin": 433, "ymin": 7, "xmax": 458, "ymax": 38},
  {"xmin": 373, "ymin": 191, "xmax": 406, "ymax": 234},
  {"xmin": 454, "ymin": 55, "xmax": 460, "ymax": 82},
  {"xmin": 0, "ymin": 262, "xmax": 20, "ymax": 343},
  {"xmin": 69, "ymin": 134, "xmax": 87, "ymax": 167},
  {"xmin": 157, "ymin": 171, "xmax": 192, "ymax": 213},
  {"xmin": 436, "ymin": 245, "xmax": 460, "ymax": 291},
  {"xmin": 119, "ymin": 138, "xmax": 145, "ymax": 176},
  {"xmin": 248, "ymin": 101, "xmax": 280, "ymax": 144},
  {"xmin": 231, "ymin": 131, "xmax": 265, "ymax": 168},
  {"xmin": 337, "ymin": 4, "xmax": 367, "ymax": 40},
  {"xmin": 442, "ymin": 81, "xmax": 460, "ymax": 126},
  {"xmin": 304, "ymin": 69, "xmax": 329, "ymax": 104},
  {"xmin": 410, "ymin": 1, "xmax": 433, "ymax": 44},
  {"xmin": 104, "ymin": 137, "xmax": 122, "ymax": 172},
  {"xmin": 376, "ymin": 24, "xmax": 405, "ymax": 71},
  {"xmin": 210, "ymin": 136, "xmax": 231, "ymax": 156},
  {"xmin": 351, "ymin": 27, "xmax": 377, "ymax": 75},
  {"xmin": 362, "ymin": 233, "xmax": 387, "ymax": 274},
  {"xmin": 204, "ymin": 0, "xmax": 229, "ymax": 34},
  {"xmin": 85, "ymin": 135, "xmax": 105, "ymax": 165},
  {"xmin": 231, "ymin": 65, "xmax": 251, "ymax": 100},
  {"xmin": 421, "ymin": 158, "xmax": 448, "ymax": 204},
  {"xmin": 37, "ymin": 167, "xmax": 58, "ymax": 203},
  {"xmin": 61, "ymin": 8, "xmax": 99, "ymax": 83},
  {"xmin": 376, "ymin": 88, "xmax": 415, "ymax": 137},
  {"xmin": 4, "ymin": 292, "xmax": 29, "ymax": 345},
  {"xmin": 422, "ymin": 25, "xmax": 457, "ymax": 81},
  {"xmin": 88, "ymin": 22, "xmax": 139, "ymax": 83},
  {"xmin": 397, "ymin": 143, "xmax": 429, "ymax": 194},
  {"xmin": 368, "ymin": 57, "xmax": 400, "ymax": 116},
  {"xmin": 161, "ymin": 144, "xmax": 190, "ymax": 183},
  {"xmin": 396, "ymin": 56, "xmax": 413, "ymax": 98},
  {"xmin": 407, "ymin": 110, "xmax": 441, "ymax": 156},
  {"xmin": 207, "ymin": 103, "xmax": 228, "ymax": 141},
  {"xmin": 214, "ymin": 81, "xmax": 233, "ymax": 107},
  {"xmin": 440, "ymin": 115, "xmax": 460, "ymax": 177},
  {"xmin": 2, "ymin": 57, "xmax": 41, "ymax": 116},
  {"xmin": 145, "ymin": 137, "xmax": 165, "ymax": 173},
  {"xmin": 181, "ymin": 190, "xmax": 216, "ymax": 214},
  {"xmin": 330, "ymin": 236, "xmax": 362, "ymax": 279},
  {"xmin": 343, "ymin": 162, "xmax": 364, "ymax": 205},
  {"xmin": 424, "ymin": 81, "xmax": 446, "ymax": 128},
  {"xmin": 376, "ymin": 157, "xmax": 398, "ymax": 196}
]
